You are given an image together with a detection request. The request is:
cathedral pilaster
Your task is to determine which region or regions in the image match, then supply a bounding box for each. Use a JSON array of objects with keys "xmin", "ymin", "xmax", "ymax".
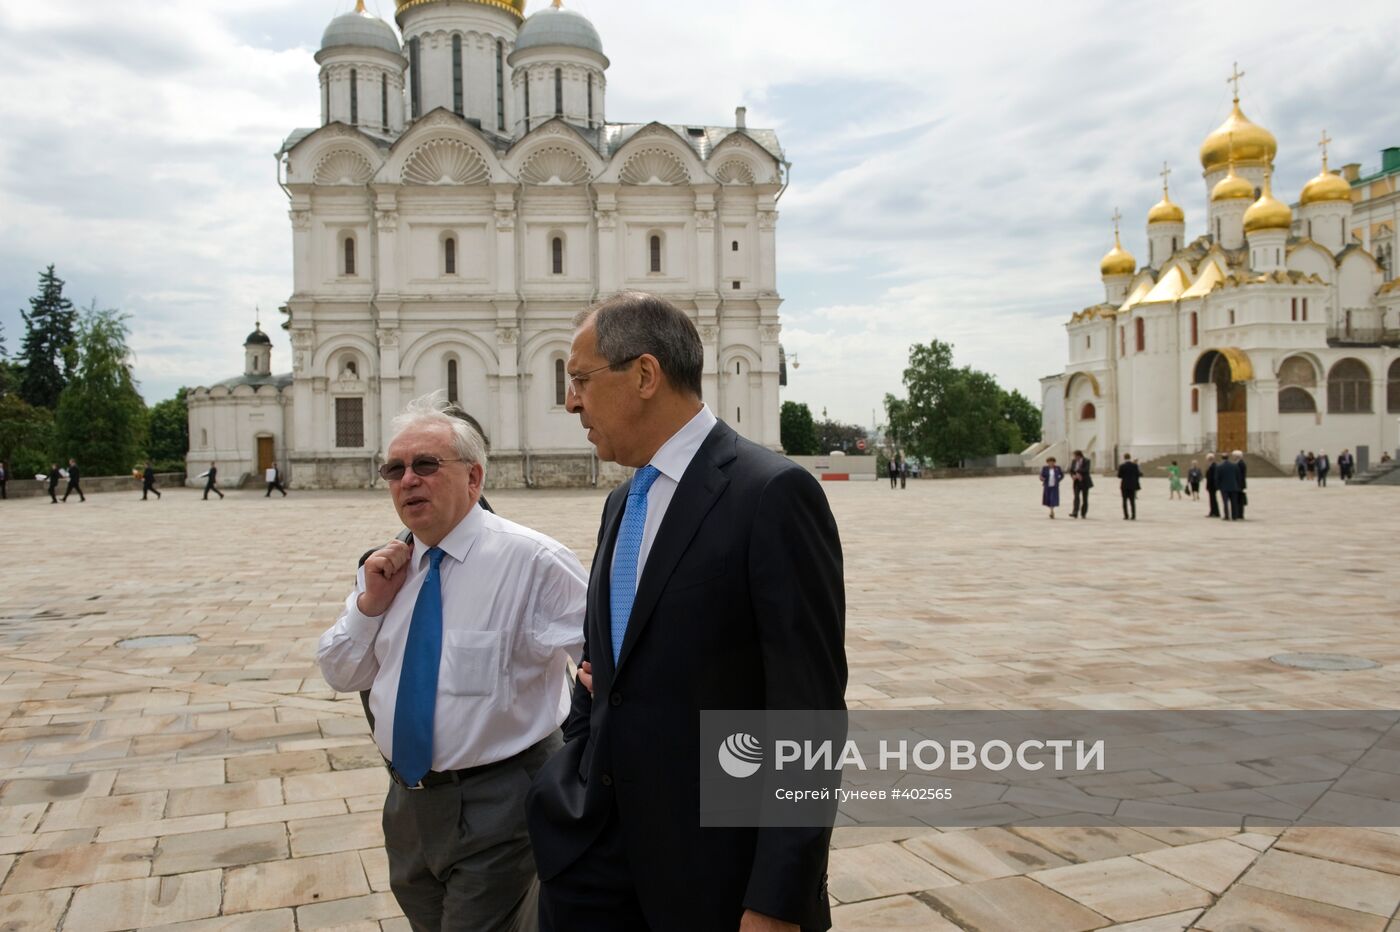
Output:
[
  {"xmin": 594, "ymin": 185, "xmax": 619, "ymax": 294},
  {"xmin": 494, "ymin": 325, "xmax": 521, "ymax": 453}
]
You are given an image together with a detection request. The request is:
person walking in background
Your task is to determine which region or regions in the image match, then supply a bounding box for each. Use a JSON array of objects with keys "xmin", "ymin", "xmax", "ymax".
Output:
[
  {"xmin": 888, "ymin": 456, "xmax": 899, "ymax": 489},
  {"xmin": 203, "ymin": 462, "xmax": 224, "ymax": 500},
  {"xmin": 1187, "ymin": 460, "xmax": 1202, "ymax": 501},
  {"xmin": 0, "ymin": 460, "xmax": 7, "ymax": 500},
  {"xmin": 1235, "ymin": 450, "xmax": 1248, "ymax": 519},
  {"xmin": 1316, "ymin": 449, "xmax": 1331, "ymax": 487},
  {"xmin": 1118, "ymin": 452, "xmax": 1141, "ymax": 520},
  {"xmin": 265, "ymin": 461, "xmax": 288, "ymax": 497},
  {"xmin": 61, "ymin": 458, "xmax": 85, "ymax": 502},
  {"xmin": 46, "ymin": 464, "xmax": 61, "ymax": 503},
  {"xmin": 1305, "ymin": 451, "xmax": 1316, "ymax": 479},
  {"xmin": 1204, "ymin": 453, "xmax": 1221, "ymax": 517},
  {"xmin": 899, "ymin": 457, "xmax": 907, "ymax": 489},
  {"xmin": 1040, "ymin": 457, "xmax": 1064, "ymax": 519},
  {"xmin": 1338, "ymin": 449, "xmax": 1354, "ymax": 482},
  {"xmin": 1217, "ymin": 451, "xmax": 1244, "ymax": 520},
  {"xmin": 142, "ymin": 461, "xmax": 161, "ymax": 500},
  {"xmin": 1167, "ymin": 461, "xmax": 1183, "ymax": 500},
  {"xmin": 1068, "ymin": 449, "xmax": 1092, "ymax": 518},
  {"xmin": 1295, "ymin": 449, "xmax": 1307, "ymax": 481}
]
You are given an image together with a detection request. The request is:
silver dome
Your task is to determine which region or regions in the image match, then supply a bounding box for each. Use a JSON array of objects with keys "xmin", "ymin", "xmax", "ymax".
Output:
[
  {"xmin": 321, "ymin": 11, "xmax": 402, "ymax": 57},
  {"xmin": 513, "ymin": 7, "xmax": 604, "ymax": 57}
]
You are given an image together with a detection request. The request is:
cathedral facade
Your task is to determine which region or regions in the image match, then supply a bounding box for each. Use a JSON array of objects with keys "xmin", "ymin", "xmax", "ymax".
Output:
[
  {"xmin": 1039, "ymin": 78, "xmax": 1400, "ymax": 470},
  {"xmin": 188, "ymin": 0, "xmax": 788, "ymax": 488}
]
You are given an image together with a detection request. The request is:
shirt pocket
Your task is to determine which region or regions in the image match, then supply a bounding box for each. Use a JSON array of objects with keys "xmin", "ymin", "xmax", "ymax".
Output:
[{"xmin": 439, "ymin": 629, "xmax": 501, "ymax": 698}]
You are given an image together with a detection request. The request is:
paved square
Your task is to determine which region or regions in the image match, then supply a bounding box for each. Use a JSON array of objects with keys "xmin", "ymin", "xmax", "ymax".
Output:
[{"xmin": 0, "ymin": 475, "xmax": 1397, "ymax": 930}]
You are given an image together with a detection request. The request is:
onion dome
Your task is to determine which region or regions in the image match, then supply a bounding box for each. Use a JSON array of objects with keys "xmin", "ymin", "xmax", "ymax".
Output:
[
  {"xmin": 1200, "ymin": 99, "xmax": 1277, "ymax": 172},
  {"xmin": 1243, "ymin": 173, "xmax": 1292, "ymax": 233},
  {"xmin": 322, "ymin": 1, "xmax": 401, "ymax": 56},
  {"xmin": 245, "ymin": 325, "xmax": 272, "ymax": 346},
  {"xmin": 1211, "ymin": 163, "xmax": 1255, "ymax": 201},
  {"xmin": 396, "ymin": 0, "xmax": 526, "ymax": 21},
  {"xmin": 515, "ymin": 0, "xmax": 604, "ymax": 57},
  {"xmin": 1300, "ymin": 143, "xmax": 1353, "ymax": 206},
  {"xmin": 1147, "ymin": 179, "xmax": 1184, "ymax": 224},
  {"xmin": 1100, "ymin": 231, "xmax": 1136, "ymax": 277}
]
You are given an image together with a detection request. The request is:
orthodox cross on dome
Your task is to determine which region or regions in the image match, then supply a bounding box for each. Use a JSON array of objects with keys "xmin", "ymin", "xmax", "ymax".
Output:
[
  {"xmin": 1226, "ymin": 63, "xmax": 1245, "ymax": 103},
  {"xmin": 1160, "ymin": 161, "xmax": 1171, "ymax": 197},
  {"xmin": 355, "ymin": 0, "xmax": 367, "ymax": 12},
  {"xmin": 255, "ymin": 305, "xmax": 262, "ymax": 331},
  {"xmin": 1318, "ymin": 129, "xmax": 1333, "ymax": 170},
  {"xmin": 552, "ymin": 0, "xmax": 563, "ymax": 7},
  {"xmin": 1111, "ymin": 207, "xmax": 1123, "ymax": 238}
]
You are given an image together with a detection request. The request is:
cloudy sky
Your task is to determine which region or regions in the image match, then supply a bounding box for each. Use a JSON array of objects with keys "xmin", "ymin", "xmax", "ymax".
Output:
[{"xmin": 1, "ymin": 0, "xmax": 1397, "ymax": 426}]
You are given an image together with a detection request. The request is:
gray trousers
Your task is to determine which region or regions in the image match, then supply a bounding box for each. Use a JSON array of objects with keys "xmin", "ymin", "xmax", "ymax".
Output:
[{"xmin": 383, "ymin": 731, "xmax": 562, "ymax": 932}]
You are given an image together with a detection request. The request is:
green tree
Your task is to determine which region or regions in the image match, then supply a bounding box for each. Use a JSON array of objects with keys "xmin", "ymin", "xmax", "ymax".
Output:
[
  {"xmin": 19, "ymin": 265, "xmax": 78, "ymax": 409},
  {"xmin": 0, "ymin": 394, "xmax": 55, "ymax": 476},
  {"xmin": 147, "ymin": 387, "xmax": 191, "ymax": 470},
  {"xmin": 815, "ymin": 418, "xmax": 869, "ymax": 455},
  {"xmin": 779, "ymin": 400, "xmax": 819, "ymax": 455},
  {"xmin": 1001, "ymin": 389, "xmax": 1041, "ymax": 448},
  {"xmin": 54, "ymin": 304, "xmax": 148, "ymax": 476}
]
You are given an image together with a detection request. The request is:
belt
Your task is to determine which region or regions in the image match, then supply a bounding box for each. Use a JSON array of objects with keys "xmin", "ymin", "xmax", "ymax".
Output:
[{"xmin": 385, "ymin": 740, "xmax": 540, "ymax": 791}]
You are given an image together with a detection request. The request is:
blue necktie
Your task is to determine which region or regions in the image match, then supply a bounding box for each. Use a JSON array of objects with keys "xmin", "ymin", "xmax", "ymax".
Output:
[
  {"xmin": 392, "ymin": 547, "xmax": 445, "ymax": 786},
  {"xmin": 610, "ymin": 465, "xmax": 661, "ymax": 666}
]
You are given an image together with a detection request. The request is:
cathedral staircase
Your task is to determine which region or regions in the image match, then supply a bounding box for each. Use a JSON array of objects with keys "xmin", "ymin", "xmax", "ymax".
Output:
[
  {"xmin": 1133, "ymin": 451, "xmax": 1286, "ymax": 479},
  {"xmin": 1348, "ymin": 459, "xmax": 1400, "ymax": 486}
]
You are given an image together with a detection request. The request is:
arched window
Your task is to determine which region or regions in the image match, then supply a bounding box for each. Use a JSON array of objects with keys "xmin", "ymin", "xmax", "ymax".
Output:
[
  {"xmin": 452, "ymin": 35, "xmax": 463, "ymax": 116},
  {"xmin": 649, "ymin": 234, "xmax": 662, "ymax": 273},
  {"xmin": 554, "ymin": 68, "xmax": 563, "ymax": 117},
  {"xmin": 444, "ymin": 237, "xmax": 456, "ymax": 275},
  {"xmin": 523, "ymin": 71, "xmax": 531, "ymax": 130},
  {"xmin": 732, "ymin": 240, "xmax": 739, "ymax": 251},
  {"xmin": 1190, "ymin": 311, "xmax": 1198, "ymax": 346},
  {"xmin": 496, "ymin": 40, "xmax": 506, "ymax": 131},
  {"xmin": 409, "ymin": 37, "xmax": 421, "ymax": 119},
  {"xmin": 343, "ymin": 235, "xmax": 356, "ymax": 276},
  {"xmin": 586, "ymin": 74, "xmax": 593, "ymax": 126},
  {"xmin": 1279, "ymin": 387, "xmax": 1317, "ymax": 413},
  {"xmin": 551, "ymin": 236, "xmax": 564, "ymax": 275},
  {"xmin": 1278, "ymin": 356, "xmax": 1317, "ymax": 388},
  {"xmin": 1388, "ymin": 359, "xmax": 1400, "ymax": 413},
  {"xmin": 1080, "ymin": 402, "xmax": 1096, "ymax": 420},
  {"xmin": 446, "ymin": 358, "xmax": 459, "ymax": 405},
  {"xmin": 554, "ymin": 358, "xmax": 566, "ymax": 406},
  {"xmin": 1191, "ymin": 388, "xmax": 1199, "ymax": 413},
  {"xmin": 349, "ymin": 68, "xmax": 359, "ymax": 125},
  {"xmin": 382, "ymin": 73, "xmax": 389, "ymax": 133},
  {"xmin": 1134, "ymin": 317, "xmax": 1145, "ymax": 352},
  {"xmin": 1328, "ymin": 358, "xmax": 1372, "ymax": 413},
  {"xmin": 1119, "ymin": 326, "xmax": 1125, "ymax": 357}
]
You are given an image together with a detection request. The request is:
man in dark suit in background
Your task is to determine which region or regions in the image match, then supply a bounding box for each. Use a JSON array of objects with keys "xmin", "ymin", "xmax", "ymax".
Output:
[
  {"xmin": 142, "ymin": 461, "xmax": 161, "ymax": 500},
  {"xmin": 1204, "ymin": 452, "xmax": 1220, "ymax": 517},
  {"xmin": 62, "ymin": 458, "xmax": 85, "ymax": 502},
  {"xmin": 528, "ymin": 292, "xmax": 847, "ymax": 932},
  {"xmin": 1118, "ymin": 452, "xmax": 1141, "ymax": 520},
  {"xmin": 1216, "ymin": 452, "xmax": 1241, "ymax": 520},
  {"xmin": 1068, "ymin": 449, "xmax": 1093, "ymax": 518}
]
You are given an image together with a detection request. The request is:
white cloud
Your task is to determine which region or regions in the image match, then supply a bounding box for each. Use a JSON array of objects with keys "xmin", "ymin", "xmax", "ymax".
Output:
[{"xmin": 1, "ymin": 0, "xmax": 1397, "ymax": 424}]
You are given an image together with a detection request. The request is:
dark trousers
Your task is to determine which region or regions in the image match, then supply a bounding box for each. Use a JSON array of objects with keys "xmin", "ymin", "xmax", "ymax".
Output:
[
  {"xmin": 1297, "ymin": 465, "xmax": 1306, "ymax": 480},
  {"xmin": 143, "ymin": 481, "xmax": 161, "ymax": 500},
  {"xmin": 1206, "ymin": 489, "xmax": 1219, "ymax": 516},
  {"xmin": 1317, "ymin": 471, "xmax": 1328, "ymax": 487},
  {"xmin": 48, "ymin": 483, "xmax": 59, "ymax": 503},
  {"xmin": 900, "ymin": 473, "xmax": 906, "ymax": 489},
  {"xmin": 1222, "ymin": 491, "xmax": 1243, "ymax": 520},
  {"xmin": 1121, "ymin": 492, "xmax": 1136, "ymax": 519},
  {"xmin": 204, "ymin": 480, "xmax": 223, "ymax": 500},
  {"xmin": 539, "ymin": 803, "xmax": 651, "ymax": 932},
  {"xmin": 0, "ymin": 479, "xmax": 6, "ymax": 499},
  {"xmin": 62, "ymin": 479, "xmax": 84, "ymax": 502},
  {"xmin": 1071, "ymin": 484, "xmax": 1089, "ymax": 517},
  {"xmin": 385, "ymin": 732, "xmax": 560, "ymax": 932},
  {"xmin": 265, "ymin": 481, "xmax": 287, "ymax": 497},
  {"xmin": 889, "ymin": 474, "xmax": 897, "ymax": 488}
]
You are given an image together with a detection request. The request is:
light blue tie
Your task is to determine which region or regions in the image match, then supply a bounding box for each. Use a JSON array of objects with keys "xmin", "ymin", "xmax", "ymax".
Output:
[
  {"xmin": 392, "ymin": 547, "xmax": 445, "ymax": 786},
  {"xmin": 610, "ymin": 465, "xmax": 661, "ymax": 666}
]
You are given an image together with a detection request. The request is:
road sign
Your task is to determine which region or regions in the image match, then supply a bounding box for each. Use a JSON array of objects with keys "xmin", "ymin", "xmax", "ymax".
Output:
[{"xmin": 856, "ymin": 439, "xmax": 867, "ymax": 451}]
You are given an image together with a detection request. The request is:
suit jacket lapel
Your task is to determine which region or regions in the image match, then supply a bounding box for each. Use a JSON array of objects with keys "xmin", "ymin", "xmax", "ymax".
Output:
[{"xmin": 615, "ymin": 422, "xmax": 736, "ymax": 672}]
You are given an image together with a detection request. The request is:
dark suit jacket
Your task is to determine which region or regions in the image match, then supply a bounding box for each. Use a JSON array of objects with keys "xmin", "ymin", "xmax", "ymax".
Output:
[
  {"xmin": 1216, "ymin": 460, "xmax": 1241, "ymax": 493},
  {"xmin": 67, "ymin": 465, "xmax": 80, "ymax": 482},
  {"xmin": 526, "ymin": 419, "xmax": 847, "ymax": 931},
  {"xmin": 1205, "ymin": 462, "xmax": 1218, "ymax": 491},
  {"xmin": 143, "ymin": 467, "xmax": 156, "ymax": 483},
  {"xmin": 1069, "ymin": 457, "xmax": 1093, "ymax": 488},
  {"xmin": 1117, "ymin": 461, "xmax": 1141, "ymax": 493}
]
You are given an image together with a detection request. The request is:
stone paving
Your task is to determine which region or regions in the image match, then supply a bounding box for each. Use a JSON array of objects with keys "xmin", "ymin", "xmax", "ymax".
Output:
[{"xmin": 0, "ymin": 475, "xmax": 1397, "ymax": 931}]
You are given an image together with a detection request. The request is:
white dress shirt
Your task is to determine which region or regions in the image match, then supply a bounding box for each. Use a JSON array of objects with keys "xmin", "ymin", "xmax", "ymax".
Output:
[
  {"xmin": 317, "ymin": 504, "xmax": 587, "ymax": 771},
  {"xmin": 613, "ymin": 404, "xmax": 717, "ymax": 578}
]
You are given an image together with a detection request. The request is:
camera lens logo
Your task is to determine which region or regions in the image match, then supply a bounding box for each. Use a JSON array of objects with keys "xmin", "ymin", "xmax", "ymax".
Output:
[{"xmin": 718, "ymin": 733, "xmax": 764, "ymax": 779}]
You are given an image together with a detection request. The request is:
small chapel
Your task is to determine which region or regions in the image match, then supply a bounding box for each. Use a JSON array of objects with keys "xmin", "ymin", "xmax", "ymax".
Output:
[
  {"xmin": 1038, "ymin": 68, "xmax": 1400, "ymax": 471},
  {"xmin": 188, "ymin": 0, "xmax": 789, "ymax": 488}
]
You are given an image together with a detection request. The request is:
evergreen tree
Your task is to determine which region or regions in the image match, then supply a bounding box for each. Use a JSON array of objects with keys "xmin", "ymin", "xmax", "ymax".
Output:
[
  {"xmin": 54, "ymin": 304, "xmax": 148, "ymax": 475},
  {"xmin": 779, "ymin": 401, "xmax": 820, "ymax": 455},
  {"xmin": 19, "ymin": 265, "xmax": 78, "ymax": 409}
]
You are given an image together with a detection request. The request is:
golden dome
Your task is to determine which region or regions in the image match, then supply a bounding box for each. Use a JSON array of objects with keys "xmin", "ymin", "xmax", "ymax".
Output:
[
  {"xmin": 1147, "ymin": 194, "xmax": 1184, "ymax": 224},
  {"xmin": 396, "ymin": 0, "xmax": 526, "ymax": 21},
  {"xmin": 1100, "ymin": 231, "xmax": 1136, "ymax": 277},
  {"xmin": 1211, "ymin": 163, "xmax": 1255, "ymax": 202},
  {"xmin": 1243, "ymin": 173, "xmax": 1292, "ymax": 234},
  {"xmin": 1299, "ymin": 138, "xmax": 1353, "ymax": 206},
  {"xmin": 1200, "ymin": 100, "xmax": 1277, "ymax": 172}
]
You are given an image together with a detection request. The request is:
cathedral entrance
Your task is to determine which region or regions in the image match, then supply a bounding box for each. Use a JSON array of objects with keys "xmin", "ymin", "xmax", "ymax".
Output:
[
  {"xmin": 1194, "ymin": 350, "xmax": 1252, "ymax": 452},
  {"xmin": 257, "ymin": 436, "xmax": 275, "ymax": 473}
]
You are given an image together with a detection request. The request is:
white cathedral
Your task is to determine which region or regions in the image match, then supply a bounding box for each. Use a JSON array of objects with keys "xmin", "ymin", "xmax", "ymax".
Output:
[
  {"xmin": 188, "ymin": 0, "xmax": 788, "ymax": 488},
  {"xmin": 1038, "ymin": 74, "xmax": 1400, "ymax": 471}
]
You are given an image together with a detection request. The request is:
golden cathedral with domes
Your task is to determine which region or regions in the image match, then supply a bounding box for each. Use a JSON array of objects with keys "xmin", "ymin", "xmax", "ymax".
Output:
[{"xmin": 1038, "ymin": 68, "xmax": 1400, "ymax": 472}]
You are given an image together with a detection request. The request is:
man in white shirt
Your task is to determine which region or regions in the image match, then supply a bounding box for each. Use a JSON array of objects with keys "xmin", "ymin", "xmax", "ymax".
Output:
[{"xmin": 318, "ymin": 394, "xmax": 586, "ymax": 932}]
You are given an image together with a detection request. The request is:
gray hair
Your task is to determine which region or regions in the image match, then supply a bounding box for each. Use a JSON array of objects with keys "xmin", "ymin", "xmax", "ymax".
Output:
[
  {"xmin": 573, "ymin": 292, "xmax": 704, "ymax": 397},
  {"xmin": 389, "ymin": 391, "xmax": 489, "ymax": 472}
]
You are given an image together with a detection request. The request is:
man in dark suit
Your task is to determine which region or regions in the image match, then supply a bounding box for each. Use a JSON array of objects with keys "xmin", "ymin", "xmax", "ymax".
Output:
[
  {"xmin": 62, "ymin": 458, "xmax": 85, "ymax": 502},
  {"xmin": 527, "ymin": 292, "xmax": 847, "ymax": 932},
  {"xmin": 1068, "ymin": 449, "xmax": 1093, "ymax": 518},
  {"xmin": 1117, "ymin": 452, "xmax": 1141, "ymax": 520},
  {"xmin": 1204, "ymin": 452, "xmax": 1220, "ymax": 517},
  {"xmin": 1216, "ymin": 452, "xmax": 1241, "ymax": 520},
  {"xmin": 142, "ymin": 461, "xmax": 161, "ymax": 500}
]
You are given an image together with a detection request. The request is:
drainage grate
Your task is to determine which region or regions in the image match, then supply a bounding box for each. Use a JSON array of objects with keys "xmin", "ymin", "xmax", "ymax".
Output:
[
  {"xmin": 1270, "ymin": 653, "xmax": 1380, "ymax": 671},
  {"xmin": 116, "ymin": 634, "xmax": 200, "ymax": 649}
]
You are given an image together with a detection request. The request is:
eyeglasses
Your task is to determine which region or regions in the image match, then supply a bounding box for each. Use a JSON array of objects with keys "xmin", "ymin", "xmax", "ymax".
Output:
[
  {"xmin": 567, "ymin": 356, "xmax": 640, "ymax": 394},
  {"xmin": 378, "ymin": 455, "xmax": 463, "ymax": 481}
]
